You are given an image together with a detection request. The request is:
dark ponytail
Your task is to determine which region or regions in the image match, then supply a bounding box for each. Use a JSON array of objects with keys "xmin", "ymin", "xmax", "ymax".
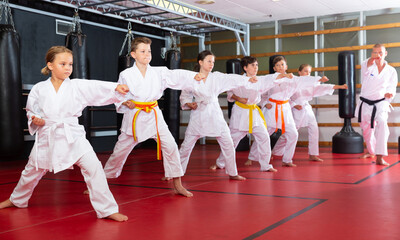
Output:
[{"xmin": 194, "ymin": 50, "xmax": 215, "ymax": 72}]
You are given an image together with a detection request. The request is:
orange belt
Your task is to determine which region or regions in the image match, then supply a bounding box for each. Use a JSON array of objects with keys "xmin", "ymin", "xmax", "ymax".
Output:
[
  {"xmin": 131, "ymin": 100, "xmax": 162, "ymax": 160},
  {"xmin": 269, "ymin": 98, "xmax": 289, "ymax": 134}
]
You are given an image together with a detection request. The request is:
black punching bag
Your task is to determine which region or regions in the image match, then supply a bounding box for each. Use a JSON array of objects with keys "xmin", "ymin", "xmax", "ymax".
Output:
[
  {"xmin": 65, "ymin": 12, "xmax": 91, "ymax": 141},
  {"xmin": 268, "ymin": 55, "xmax": 283, "ymax": 149},
  {"xmin": 164, "ymin": 50, "xmax": 181, "ymax": 143},
  {"xmin": 332, "ymin": 51, "xmax": 363, "ymax": 153},
  {"xmin": 0, "ymin": 24, "xmax": 24, "ymax": 158},
  {"xmin": 227, "ymin": 58, "xmax": 249, "ymax": 151}
]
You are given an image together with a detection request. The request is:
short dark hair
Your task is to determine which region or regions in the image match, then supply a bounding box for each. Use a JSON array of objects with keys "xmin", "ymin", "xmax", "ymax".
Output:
[{"xmin": 240, "ymin": 56, "xmax": 258, "ymax": 73}]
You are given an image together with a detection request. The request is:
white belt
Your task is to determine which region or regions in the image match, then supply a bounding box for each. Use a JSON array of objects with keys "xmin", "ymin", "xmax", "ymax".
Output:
[{"xmin": 34, "ymin": 117, "xmax": 78, "ymax": 170}]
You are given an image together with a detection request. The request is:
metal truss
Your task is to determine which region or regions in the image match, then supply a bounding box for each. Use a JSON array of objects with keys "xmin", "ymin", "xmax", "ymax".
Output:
[{"xmin": 44, "ymin": 0, "xmax": 248, "ymax": 38}]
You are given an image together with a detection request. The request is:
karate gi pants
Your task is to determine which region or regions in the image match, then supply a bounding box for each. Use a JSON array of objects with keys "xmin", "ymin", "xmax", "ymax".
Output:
[
  {"xmin": 271, "ymin": 116, "xmax": 319, "ymax": 156},
  {"xmin": 360, "ymin": 110, "xmax": 389, "ymax": 156},
  {"xmin": 180, "ymin": 130, "xmax": 238, "ymax": 176},
  {"xmin": 104, "ymin": 131, "xmax": 184, "ymax": 178},
  {"xmin": 9, "ymin": 151, "xmax": 119, "ymax": 218},
  {"xmin": 249, "ymin": 123, "xmax": 298, "ymax": 164},
  {"xmin": 221, "ymin": 125, "xmax": 273, "ymax": 171}
]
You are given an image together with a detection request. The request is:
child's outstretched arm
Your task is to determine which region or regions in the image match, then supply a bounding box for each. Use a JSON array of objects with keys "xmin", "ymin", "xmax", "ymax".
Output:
[{"xmin": 333, "ymin": 84, "xmax": 348, "ymax": 90}]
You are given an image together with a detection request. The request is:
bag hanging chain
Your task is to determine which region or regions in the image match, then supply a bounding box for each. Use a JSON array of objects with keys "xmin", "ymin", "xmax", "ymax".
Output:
[
  {"xmin": 119, "ymin": 22, "xmax": 135, "ymax": 57},
  {"xmin": 70, "ymin": 8, "xmax": 82, "ymax": 34},
  {"xmin": 0, "ymin": 0, "xmax": 16, "ymax": 30}
]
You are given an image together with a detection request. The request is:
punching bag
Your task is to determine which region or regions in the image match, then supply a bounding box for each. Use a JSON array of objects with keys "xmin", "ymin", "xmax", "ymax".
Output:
[
  {"xmin": 226, "ymin": 58, "xmax": 249, "ymax": 151},
  {"xmin": 332, "ymin": 51, "xmax": 363, "ymax": 153},
  {"xmin": 65, "ymin": 12, "xmax": 91, "ymax": 141},
  {"xmin": 0, "ymin": 24, "xmax": 24, "ymax": 158},
  {"xmin": 163, "ymin": 49, "xmax": 181, "ymax": 144},
  {"xmin": 268, "ymin": 55, "xmax": 284, "ymax": 149}
]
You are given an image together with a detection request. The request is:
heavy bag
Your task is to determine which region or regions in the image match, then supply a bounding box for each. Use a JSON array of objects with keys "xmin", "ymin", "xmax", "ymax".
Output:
[
  {"xmin": 332, "ymin": 51, "xmax": 363, "ymax": 153},
  {"xmin": 269, "ymin": 55, "xmax": 284, "ymax": 74},
  {"xmin": 163, "ymin": 49, "xmax": 181, "ymax": 143},
  {"xmin": 65, "ymin": 32, "xmax": 91, "ymax": 140},
  {"xmin": 116, "ymin": 55, "xmax": 134, "ymax": 136},
  {"xmin": 338, "ymin": 51, "xmax": 356, "ymax": 118},
  {"xmin": 226, "ymin": 58, "xmax": 249, "ymax": 151},
  {"xmin": 0, "ymin": 25, "xmax": 24, "ymax": 158}
]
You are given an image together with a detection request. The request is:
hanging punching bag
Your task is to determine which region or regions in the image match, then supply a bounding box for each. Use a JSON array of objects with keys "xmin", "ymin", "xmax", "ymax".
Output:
[
  {"xmin": 226, "ymin": 58, "xmax": 249, "ymax": 151},
  {"xmin": 65, "ymin": 12, "xmax": 91, "ymax": 141},
  {"xmin": 332, "ymin": 51, "xmax": 363, "ymax": 153},
  {"xmin": 0, "ymin": 24, "xmax": 24, "ymax": 158},
  {"xmin": 268, "ymin": 55, "xmax": 284, "ymax": 149},
  {"xmin": 164, "ymin": 49, "xmax": 181, "ymax": 144}
]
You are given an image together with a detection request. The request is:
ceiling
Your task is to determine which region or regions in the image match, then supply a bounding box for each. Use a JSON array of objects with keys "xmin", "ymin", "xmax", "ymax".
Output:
[{"xmin": 178, "ymin": 0, "xmax": 400, "ymax": 24}]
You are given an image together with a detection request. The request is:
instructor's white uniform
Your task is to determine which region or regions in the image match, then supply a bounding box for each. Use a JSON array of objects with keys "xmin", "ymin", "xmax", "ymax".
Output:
[{"xmin": 355, "ymin": 59, "xmax": 397, "ymax": 156}]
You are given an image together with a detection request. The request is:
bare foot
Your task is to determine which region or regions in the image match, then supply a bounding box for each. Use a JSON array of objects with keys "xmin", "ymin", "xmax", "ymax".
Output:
[
  {"xmin": 283, "ymin": 162, "xmax": 297, "ymax": 167},
  {"xmin": 309, "ymin": 155, "xmax": 323, "ymax": 162},
  {"xmin": 106, "ymin": 212, "xmax": 128, "ymax": 222},
  {"xmin": 209, "ymin": 164, "xmax": 223, "ymax": 170},
  {"xmin": 161, "ymin": 177, "xmax": 172, "ymax": 181},
  {"xmin": 83, "ymin": 190, "xmax": 89, "ymax": 195},
  {"xmin": 266, "ymin": 167, "xmax": 278, "ymax": 172},
  {"xmin": 0, "ymin": 199, "xmax": 15, "ymax": 209},
  {"xmin": 375, "ymin": 156, "xmax": 389, "ymax": 166},
  {"xmin": 360, "ymin": 153, "xmax": 375, "ymax": 159},
  {"xmin": 173, "ymin": 178, "xmax": 193, "ymax": 197},
  {"xmin": 229, "ymin": 175, "xmax": 246, "ymax": 181},
  {"xmin": 244, "ymin": 159, "xmax": 253, "ymax": 166}
]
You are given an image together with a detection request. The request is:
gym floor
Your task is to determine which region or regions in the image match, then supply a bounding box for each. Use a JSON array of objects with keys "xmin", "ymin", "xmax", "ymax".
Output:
[{"xmin": 1, "ymin": 145, "xmax": 399, "ymax": 240}]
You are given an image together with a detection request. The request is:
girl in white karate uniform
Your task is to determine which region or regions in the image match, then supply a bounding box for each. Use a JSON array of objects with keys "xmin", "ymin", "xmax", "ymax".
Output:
[
  {"xmin": 104, "ymin": 37, "xmax": 203, "ymax": 197},
  {"xmin": 249, "ymin": 56, "xmax": 328, "ymax": 167},
  {"xmin": 180, "ymin": 51, "xmax": 280, "ymax": 180},
  {"xmin": 273, "ymin": 64, "xmax": 347, "ymax": 162},
  {"xmin": 0, "ymin": 46, "xmax": 128, "ymax": 222}
]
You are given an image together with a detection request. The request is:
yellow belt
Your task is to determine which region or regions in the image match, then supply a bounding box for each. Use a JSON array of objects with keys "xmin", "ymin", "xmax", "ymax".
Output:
[
  {"xmin": 268, "ymin": 98, "xmax": 289, "ymax": 134},
  {"xmin": 235, "ymin": 101, "xmax": 267, "ymax": 133},
  {"xmin": 131, "ymin": 100, "xmax": 161, "ymax": 160}
]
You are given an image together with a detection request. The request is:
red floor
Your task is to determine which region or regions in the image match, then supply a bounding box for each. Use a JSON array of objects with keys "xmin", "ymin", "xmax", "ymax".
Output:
[{"xmin": 1, "ymin": 145, "xmax": 400, "ymax": 240}]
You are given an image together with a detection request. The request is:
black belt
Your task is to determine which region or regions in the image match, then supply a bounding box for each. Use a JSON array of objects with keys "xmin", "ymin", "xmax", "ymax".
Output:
[{"xmin": 358, "ymin": 96, "xmax": 385, "ymax": 128}]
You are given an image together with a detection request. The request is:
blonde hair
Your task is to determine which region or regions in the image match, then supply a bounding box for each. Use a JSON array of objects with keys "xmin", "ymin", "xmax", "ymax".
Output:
[
  {"xmin": 130, "ymin": 37, "xmax": 152, "ymax": 52},
  {"xmin": 41, "ymin": 46, "xmax": 73, "ymax": 75}
]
